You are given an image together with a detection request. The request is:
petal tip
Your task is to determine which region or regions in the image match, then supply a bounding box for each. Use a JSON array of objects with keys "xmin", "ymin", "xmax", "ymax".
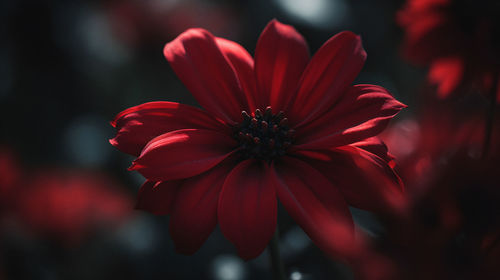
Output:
[
  {"xmin": 128, "ymin": 162, "xmax": 140, "ymax": 171},
  {"xmin": 163, "ymin": 28, "xmax": 213, "ymax": 60},
  {"xmin": 338, "ymin": 31, "xmax": 367, "ymax": 59},
  {"xmin": 264, "ymin": 18, "xmax": 297, "ymax": 36},
  {"xmin": 109, "ymin": 138, "xmax": 117, "ymax": 146},
  {"xmin": 268, "ymin": 18, "xmax": 281, "ymax": 27}
]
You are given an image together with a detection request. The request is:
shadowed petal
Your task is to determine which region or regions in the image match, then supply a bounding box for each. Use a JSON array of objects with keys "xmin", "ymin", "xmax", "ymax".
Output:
[
  {"xmin": 352, "ymin": 137, "xmax": 396, "ymax": 168},
  {"xmin": 130, "ymin": 129, "xmax": 236, "ymax": 181},
  {"xmin": 136, "ymin": 180, "xmax": 182, "ymax": 215},
  {"xmin": 164, "ymin": 28, "xmax": 249, "ymax": 124},
  {"xmin": 169, "ymin": 159, "xmax": 235, "ymax": 254},
  {"xmin": 294, "ymin": 144, "xmax": 406, "ymax": 214},
  {"xmin": 254, "ymin": 19, "xmax": 310, "ymax": 112},
  {"xmin": 218, "ymin": 159, "xmax": 277, "ymax": 260},
  {"xmin": 290, "ymin": 31, "xmax": 367, "ymax": 126},
  {"xmin": 271, "ymin": 157, "xmax": 359, "ymax": 259},
  {"xmin": 216, "ymin": 37, "xmax": 257, "ymax": 113},
  {"xmin": 110, "ymin": 101, "xmax": 227, "ymax": 156},
  {"xmin": 295, "ymin": 85, "xmax": 406, "ymax": 150}
]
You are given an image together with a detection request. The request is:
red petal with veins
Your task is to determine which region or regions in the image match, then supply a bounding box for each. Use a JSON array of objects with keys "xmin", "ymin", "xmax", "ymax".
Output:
[
  {"xmin": 110, "ymin": 101, "xmax": 227, "ymax": 156},
  {"xmin": 164, "ymin": 28, "xmax": 249, "ymax": 124},
  {"xmin": 295, "ymin": 85, "xmax": 406, "ymax": 150},
  {"xmin": 254, "ymin": 19, "xmax": 310, "ymax": 112},
  {"xmin": 215, "ymin": 37, "xmax": 257, "ymax": 113},
  {"xmin": 295, "ymin": 145, "xmax": 406, "ymax": 214},
  {"xmin": 170, "ymin": 159, "xmax": 235, "ymax": 254},
  {"xmin": 271, "ymin": 157, "xmax": 359, "ymax": 259},
  {"xmin": 130, "ymin": 129, "xmax": 236, "ymax": 181},
  {"xmin": 290, "ymin": 31, "xmax": 366, "ymax": 127},
  {"xmin": 218, "ymin": 159, "xmax": 277, "ymax": 260}
]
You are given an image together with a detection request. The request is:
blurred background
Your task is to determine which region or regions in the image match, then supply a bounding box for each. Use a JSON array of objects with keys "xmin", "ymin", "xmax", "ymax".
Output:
[{"xmin": 1, "ymin": 0, "xmax": 499, "ymax": 279}]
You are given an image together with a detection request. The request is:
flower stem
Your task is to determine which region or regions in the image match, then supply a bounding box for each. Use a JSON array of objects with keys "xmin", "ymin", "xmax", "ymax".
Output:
[
  {"xmin": 481, "ymin": 74, "xmax": 498, "ymax": 159},
  {"xmin": 269, "ymin": 229, "xmax": 286, "ymax": 280}
]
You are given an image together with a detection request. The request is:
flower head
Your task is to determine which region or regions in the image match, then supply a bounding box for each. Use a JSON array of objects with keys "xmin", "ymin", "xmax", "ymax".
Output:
[{"xmin": 111, "ymin": 19, "xmax": 406, "ymax": 260}]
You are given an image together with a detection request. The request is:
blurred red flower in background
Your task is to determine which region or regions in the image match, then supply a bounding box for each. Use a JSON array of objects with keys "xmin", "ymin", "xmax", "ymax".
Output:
[
  {"xmin": 398, "ymin": 0, "xmax": 500, "ymax": 101},
  {"xmin": 381, "ymin": 108, "xmax": 498, "ymax": 192},
  {"xmin": 110, "ymin": 19, "xmax": 406, "ymax": 260},
  {"xmin": 363, "ymin": 153, "xmax": 500, "ymax": 280},
  {"xmin": 13, "ymin": 171, "xmax": 133, "ymax": 246},
  {"xmin": 361, "ymin": 103, "xmax": 500, "ymax": 280},
  {"xmin": 0, "ymin": 148, "xmax": 21, "ymax": 210},
  {"xmin": 0, "ymin": 149, "xmax": 133, "ymax": 247}
]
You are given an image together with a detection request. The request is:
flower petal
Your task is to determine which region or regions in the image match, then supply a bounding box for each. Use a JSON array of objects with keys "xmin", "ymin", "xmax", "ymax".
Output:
[
  {"xmin": 254, "ymin": 19, "xmax": 310, "ymax": 112},
  {"xmin": 352, "ymin": 137, "xmax": 396, "ymax": 168},
  {"xmin": 294, "ymin": 145, "xmax": 406, "ymax": 214},
  {"xmin": 216, "ymin": 37, "xmax": 257, "ymax": 113},
  {"xmin": 110, "ymin": 101, "xmax": 227, "ymax": 156},
  {"xmin": 130, "ymin": 129, "xmax": 236, "ymax": 181},
  {"xmin": 428, "ymin": 57, "xmax": 464, "ymax": 98},
  {"xmin": 169, "ymin": 159, "xmax": 235, "ymax": 254},
  {"xmin": 218, "ymin": 159, "xmax": 277, "ymax": 260},
  {"xmin": 136, "ymin": 180, "xmax": 182, "ymax": 215},
  {"xmin": 289, "ymin": 31, "xmax": 367, "ymax": 127},
  {"xmin": 271, "ymin": 157, "xmax": 359, "ymax": 259},
  {"xmin": 295, "ymin": 85, "xmax": 406, "ymax": 150},
  {"xmin": 164, "ymin": 28, "xmax": 249, "ymax": 124},
  {"xmin": 398, "ymin": 6, "xmax": 454, "ymax": 64}
]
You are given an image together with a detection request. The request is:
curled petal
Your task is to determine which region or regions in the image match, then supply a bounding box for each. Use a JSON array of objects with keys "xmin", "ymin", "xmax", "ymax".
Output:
[
  {"xmin": 130, "ymin": 129, "xmax": 236, "ymax": 181},
  {"xmin": 290, "ymin": 31, "xmax": 367, "ymax": 126},
  {"xmin": 164, "ymin": 28, "xmax": 249, "ymax": 124},
  {"xmin": 271, "ymin": 157, "xmax": 359, "ymax": 259},
  {"xmin": 170, "ymin": 159, "xmax": 235, "ymax": 254},
  {"xmin": 295, "ymin": 85, "xmax": 406, "ymax": 150},
  {"xmin": 136, "ymin": 180, "xmax": 182, "ymax": 215},
  {"xmin": 254, "ymin": 19, "xmax": 310, "ymax": 112},
  {"xmin": 110, "ymin": 101, "xmax": 227, "ymax": 156},
  {"xmin": 218, "ymin": 159, "xmax": 277, "ymax": 260}
]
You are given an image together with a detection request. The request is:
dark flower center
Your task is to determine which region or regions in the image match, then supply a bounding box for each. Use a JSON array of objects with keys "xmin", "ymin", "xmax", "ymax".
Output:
[{"xmin": 233, "ymin": 106, "xmax": 294, "ymax": 161}]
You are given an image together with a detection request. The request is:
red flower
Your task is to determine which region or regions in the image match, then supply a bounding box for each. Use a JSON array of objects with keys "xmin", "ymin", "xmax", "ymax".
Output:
[
  {"xmin": 110, "ymin": 20, "xmax": 406, "ymax": 260},
  {"xmin": 398, "ymin": 0, "xmax": 500, "ymax": 100},
  {"xmin": 14, "ymin": 171, "xmax": 133, "ymax": 246}
]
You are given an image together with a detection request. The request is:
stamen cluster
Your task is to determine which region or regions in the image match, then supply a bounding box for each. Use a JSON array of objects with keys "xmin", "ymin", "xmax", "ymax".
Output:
[{"xmin": 234, "ymin": 106, "xmax": 294, "ymax": 161}]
